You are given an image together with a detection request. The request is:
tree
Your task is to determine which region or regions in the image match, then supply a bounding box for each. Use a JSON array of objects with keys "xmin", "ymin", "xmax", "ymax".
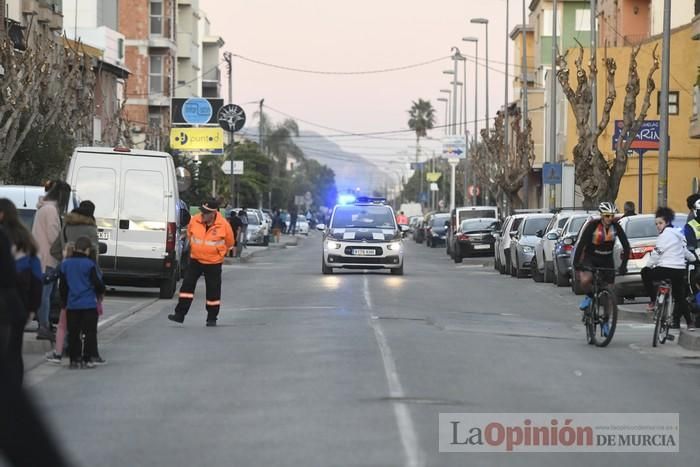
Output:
[
  {"xmin": 555, "ymin": 41, "xmax": 659, "ymax": 207},
  {"xmin": 0, "ymin": 31, "xmax": 95, "ymax": 175},
  {"xmin": 407, "ymin": 99, "xmax": 435, "ymax": 203},
  {"xmin": 6, "ymin": 124, "xmax": 76, "ymax": 184}
]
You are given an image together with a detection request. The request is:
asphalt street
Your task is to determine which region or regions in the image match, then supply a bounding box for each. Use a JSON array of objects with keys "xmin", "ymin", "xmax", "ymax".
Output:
[{"xmin": 15, "ymin": 233, "xmax": 700, "ymax": 467}]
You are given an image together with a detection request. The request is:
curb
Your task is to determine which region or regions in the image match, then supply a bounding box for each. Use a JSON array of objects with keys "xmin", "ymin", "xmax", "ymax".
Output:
[
  {"xmin": 678, "ymin": 330, "xmax": 700, "ymax": 351},
  {"xmin": 618, "ymin": 306, "xmax": 654, "ymax": 323}
]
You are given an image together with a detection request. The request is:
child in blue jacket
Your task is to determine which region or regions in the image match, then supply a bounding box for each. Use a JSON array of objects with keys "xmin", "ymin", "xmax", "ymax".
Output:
[{"xmin": 59, "ymin": 237, "xmax": 105, "ymax": 369}]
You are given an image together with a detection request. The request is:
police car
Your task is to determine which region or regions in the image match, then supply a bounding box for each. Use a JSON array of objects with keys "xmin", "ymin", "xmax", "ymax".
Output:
[{"xmin": 317, "ymin": 197, "xmax": 408, "ymax": 275}]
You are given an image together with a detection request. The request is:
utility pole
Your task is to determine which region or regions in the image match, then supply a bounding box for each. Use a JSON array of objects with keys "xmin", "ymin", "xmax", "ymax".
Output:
[
  {"xmin": 590, "ymin": 0, "xmax": 597, "ymax": 132},
  {"xmin": 503, "ymin": 0, "xmax": 510, "ymax": 214},
  {"xmin": 521, "ymin": 0, "xmax": 529, "ymax": 209},
  {"xmin": 657, "ymin": 0, "xmax": 671, "ymax": 206},
  {"xmin": 463, "ymin": 56, "xmax": 469, "ymax": 206},
  {"xmin": 0, "ymin": 0, "xmax": 6, "ymax": 37},
  {"xmin": 224, "ymin": 51, "xmax": 235, "ymax": 208},
  {"xmin": 549, "ymin": 0, "xmax": 558, "ymax": 209}
]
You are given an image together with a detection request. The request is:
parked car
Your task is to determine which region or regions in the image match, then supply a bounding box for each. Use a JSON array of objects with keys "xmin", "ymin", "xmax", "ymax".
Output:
[
  {"xmin": 509, "ymin": 214, "xmax": 553, "ymax": 278},
  {"xmin": 447, "ymin": 206, "xmax": 499, "ymax": 258},
  {"xmin": 296, "ymin": 217, "xmax": 310, "ymax": 235},
  {"xmin": 65, "ymin": 146, "xmax": 189, "ymax": 299},
  {"xmin": 551, "ymin": 214, "xmax": 591, "ymax": 287},
  {"xmin": 494, "ymin": 214, "xmax": 526, "ymax": 275},
  {"xmin": 0, "ymin": 185, "xmax": 46, "ymax": 229},
  {"xmin": 246, "ymin": 210, "xmax": 268, "ymax": 246},
  {"xmin": 452, "ymin": 218, "xmax": 500, "ymax": 263},
  {"xmin": 531, "ymin": 210, "xmax": 581, "ymax": 282},
  {"xmin": 425, "ymin": 213, "xmax": 450, "ymax": 248},
  {"xmin": 408, "ymin": 216, "xmax": 422, "ymax": 234}
]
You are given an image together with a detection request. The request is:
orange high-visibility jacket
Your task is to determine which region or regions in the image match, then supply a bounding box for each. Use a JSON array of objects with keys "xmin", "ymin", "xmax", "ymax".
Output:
[{"xmin": 188, "ymin": 212, "xmax": 235, "ymax": 264}]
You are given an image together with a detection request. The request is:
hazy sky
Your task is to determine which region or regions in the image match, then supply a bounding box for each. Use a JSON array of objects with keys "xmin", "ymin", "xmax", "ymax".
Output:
[{"xmin": 200, "ymin": 0, "xmax": 521, "ymax": 172}]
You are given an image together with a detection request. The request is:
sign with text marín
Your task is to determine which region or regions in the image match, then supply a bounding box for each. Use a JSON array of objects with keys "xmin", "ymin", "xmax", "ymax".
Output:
[
  {"xmin": 169, "ymin": 128, "xmax": 224, "ymax": 154},
  {"xmin": 612, "ymin": 120, "xmax": 669, "ymax": 151},
  {"xmin": 171, "ymin": 98, "xmax": 224, "ymax": 125},
  {"xmin": 442, "ymin": 136, "xmax": 466, "ymax": 159}
]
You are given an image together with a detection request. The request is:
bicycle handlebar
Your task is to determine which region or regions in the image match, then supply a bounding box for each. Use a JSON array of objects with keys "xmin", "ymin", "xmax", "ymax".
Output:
[{"xmin": 576, "ymin": 266, "xmax": 618, "ymax": 273}]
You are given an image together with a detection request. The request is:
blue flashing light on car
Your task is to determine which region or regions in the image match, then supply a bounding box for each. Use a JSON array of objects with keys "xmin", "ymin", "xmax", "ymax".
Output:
[{"xmin": 338, "ymin": 194, "xmax": 357, "ymax": 205}]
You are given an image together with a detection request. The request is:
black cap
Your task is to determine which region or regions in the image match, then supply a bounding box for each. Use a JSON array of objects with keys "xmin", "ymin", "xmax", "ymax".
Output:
[{"xmin": 200, "ymin": 199, "xmax": 219, "ymax": 212}]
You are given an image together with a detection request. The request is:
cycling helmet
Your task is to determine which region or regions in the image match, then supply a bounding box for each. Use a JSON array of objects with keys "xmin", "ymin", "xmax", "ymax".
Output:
[
  {"xmin": 598, "ymin": 202, "xmax": 617, "ymax": 215},
  {"xmin": 694, "ymin": 198, "xmax": 700, "ymax": 217}
]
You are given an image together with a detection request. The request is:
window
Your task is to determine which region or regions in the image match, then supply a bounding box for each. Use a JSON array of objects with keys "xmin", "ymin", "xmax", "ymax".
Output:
[
  {"xmin": 123, "ymin": 170, "xmax": 165, "ymax": 222},
  {"xmin": 149, "ymin": 112, "xmax": 162, "ymax": 129},
  {"xmin": 575, "ymin": 9, "xmax": 591, "ymax": 31},
  {"xmin": 542, "ymin": 9, "xmax": 553, "ymax": 36},
  {"xmin": 76, "ymin": 167, "xmax": 117, "ymax": 218},
  {"xmin": 657, "ymin": 91, "xmax": 679, "ymax": 115},
  {"xmin": 149, "ymin": 55, "xmax": 163, "ymax": 94},
  {"xmin": 150, "ymin": 0, "xmax": 163, "ymax": 35}
]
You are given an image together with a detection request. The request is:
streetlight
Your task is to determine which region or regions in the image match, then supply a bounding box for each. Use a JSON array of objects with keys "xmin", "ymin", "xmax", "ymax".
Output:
[
  {"xmin": 463, "ymin": 36, "xmax": 479, "ymax": 206},
  {"xmin": 503, "ymin": 0, "xmax": 510, "ymax": 214},
  {"xmin": 470, "ymin": 18, "xmax": 489, "ymax": 132},
  {"xmin": 437, "ymin": 97, "xmax": 449, "ymax": 135},
  {"xmin": 439, "ymin": 88, "xmax": 452, "ymax": 134}
]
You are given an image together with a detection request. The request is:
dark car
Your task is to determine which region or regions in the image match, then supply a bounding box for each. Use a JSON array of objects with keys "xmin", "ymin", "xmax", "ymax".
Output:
[
  {"xmin": 425, "ymin": 213, "xmax": 450, "ymax": 248},
  {"xmin": 412, "ymin": 217, "xmax": 425, "ymax": 243},
  {"xmin": 452, "ymin": 218, "xmax": 500, "ymax": 263}
]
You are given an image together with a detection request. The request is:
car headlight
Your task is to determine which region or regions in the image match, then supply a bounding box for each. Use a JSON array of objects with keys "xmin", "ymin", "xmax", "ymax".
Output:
[
  {"xmin": 522, "ymin": 246, "xmax": 534, "ymax": 254},
  {"xmin": 386, "ymin": 241, "xmax": 402, "ymax": 251},
  {"xmin": 325, "ymin": 240, "xmax": 342, "ymax": 250}
]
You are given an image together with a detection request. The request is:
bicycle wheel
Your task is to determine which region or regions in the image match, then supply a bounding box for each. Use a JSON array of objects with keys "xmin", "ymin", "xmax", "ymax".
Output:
[
  {"xmin": 652, "ymin": 301, "xmax": 663, "ymax": 348},
  {"xmin": 659, "ymin": 299, "xmax": 671, "ymax": 345},
  {"xmin": 594, "ymin": 288, "xmax": 617, "ymax": 347},
  {"xmin": 585, "ymin": 298, "xmax": 597, "ymax": 345}
]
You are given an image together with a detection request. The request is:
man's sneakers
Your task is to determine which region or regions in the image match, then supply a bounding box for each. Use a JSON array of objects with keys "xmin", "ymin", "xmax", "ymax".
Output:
[
  {"xmin": 167, "ymin": 313, "xmax": 185, "ymax": 323},
  {"xmin": 45, "ymin": 351, "xmax": 62, "ymax": 364},
  {"xmin": 206, "ymin": 321, "xmax": 217, "ymax": 327},
  {"xmin": 601, "ymin": 322, "xmax": 610, "ymax": 337},
  {"xmin": 579, "ymin": 296, "xmax": 592, "ymax": 311}
]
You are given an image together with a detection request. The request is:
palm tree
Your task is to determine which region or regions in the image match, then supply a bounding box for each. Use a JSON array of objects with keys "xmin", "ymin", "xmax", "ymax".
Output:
[{"xmin": 407, "ymin": 99, "xmax": 436, "ymax": 204}]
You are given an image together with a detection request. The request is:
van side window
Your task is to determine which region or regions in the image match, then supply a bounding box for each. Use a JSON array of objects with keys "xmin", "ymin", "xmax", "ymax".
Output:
[
  {"xmin": 122, "ymin": 170, "xmax": 165, "ymax": 221},
  {"xmin": 77, "ymin": 167, "xmax": 117, "ymax": 218}
]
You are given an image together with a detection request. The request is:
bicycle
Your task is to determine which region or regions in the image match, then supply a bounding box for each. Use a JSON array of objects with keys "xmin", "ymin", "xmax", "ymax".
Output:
[
  {"xmin": 580, "ymin": 266, "xmax": 618, "ymax": 347},
  {"xmin": 652, "ymin": 279, "xmax": 674, "ymax": 347}
]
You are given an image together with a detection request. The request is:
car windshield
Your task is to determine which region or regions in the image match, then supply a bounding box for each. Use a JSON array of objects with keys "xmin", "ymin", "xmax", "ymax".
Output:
[
  {"xmin": 461, "ymin": 219, "xmax": 497, "ymax": 231},
  {"xmin": 247, "ymin": 213, "xmax": 260, "ymax": 225},
  {"xmin": 568, "ymin": 216, "xmax": 588, "ymax": 234},
  {"xmin": 431, "ymin": 216, "xmax": 449, "ymax": 227},
  {"xmin": 331, "ymin": 205, "xmax": 396, "ymax": 229},
  {"xmin": 523, "ymin": 217, "xmax": 551, "ymax": 236},
  {"xmin": 625, "ymin": 218, "xmax": 658, "ymax": 238}
]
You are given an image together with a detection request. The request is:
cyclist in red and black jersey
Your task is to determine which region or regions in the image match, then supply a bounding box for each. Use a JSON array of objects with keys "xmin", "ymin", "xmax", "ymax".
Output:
[{"xmin": 572, "ymin": 202, "xmax": 631, "ymax": 310}]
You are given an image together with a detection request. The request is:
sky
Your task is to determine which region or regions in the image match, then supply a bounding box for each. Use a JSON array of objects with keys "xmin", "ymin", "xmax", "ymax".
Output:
[{"xmin": 200, "ymin": 0, "xmax": 523, "ymax": 178}]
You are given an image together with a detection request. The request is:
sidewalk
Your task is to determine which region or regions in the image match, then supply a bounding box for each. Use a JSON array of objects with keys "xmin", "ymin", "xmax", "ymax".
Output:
[{"xmin": 226, "ymin": 235, "xmax": 301, "ymax": 264}]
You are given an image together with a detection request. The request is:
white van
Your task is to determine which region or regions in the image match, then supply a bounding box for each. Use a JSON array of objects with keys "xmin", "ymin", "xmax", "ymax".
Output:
[
  {"xmin": 65, "ymin": 147, "xmax": 188, "ymax": 298},
  {"xmin": 447, "ymin": 205, "xmax": 500, "ymax": 257},
  {"xmin": 0, "ymin": 185, "xmax": 46, "ymax": 229}
]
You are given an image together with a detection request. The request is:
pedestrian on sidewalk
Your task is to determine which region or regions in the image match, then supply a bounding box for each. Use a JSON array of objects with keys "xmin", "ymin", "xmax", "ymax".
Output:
[
  {"xmin": 168, "ymin": 199, "xmax": 234, "ymax": 327},
  {"xmin": 271, "ymin": 209, "xmax": 283, "ymax": 243},
  {"xmin": 32, "ymin": 180, "xmax": 71, "ymax": 341},
  {"xmin": 622, "ymin": 201, "xmax": 637, "ymax": 218},
  {"xmin": 47, "ymin": 201, "xmax": 106, "ymax": 365},
  {"xmin": 0, "ymin": 201, "xmax": 42, "ymax": 388},
  {"xmin": 289, "ymin": 207, "xmax": 298, "ymax": 235},
  {"xmin": 58, "ymin": 236, "xmax": 105, "ymax": 369}
]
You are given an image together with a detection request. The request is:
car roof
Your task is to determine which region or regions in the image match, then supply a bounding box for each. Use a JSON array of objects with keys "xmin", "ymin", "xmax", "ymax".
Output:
[
  {"xmin": 75, "ymin": 146, "xmax": 171, "ymax": 158},
  {"xmin": 0, "ymin": 185, "xmax": 45, "ymax": 209}
]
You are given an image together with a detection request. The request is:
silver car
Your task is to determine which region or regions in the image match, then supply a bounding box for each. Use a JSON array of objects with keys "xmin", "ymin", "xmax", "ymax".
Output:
[{"xmin": 509, "ymin": 214, "xmax": 553, "ymax": 278}]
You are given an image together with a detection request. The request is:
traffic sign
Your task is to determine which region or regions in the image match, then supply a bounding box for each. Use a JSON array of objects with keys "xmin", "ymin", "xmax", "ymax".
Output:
[
  {"xmin": 426, "ymin": 172, "xmax": 442, "ymax": 182},
  {"xmin": 467, "ymin": 185, "xmax": 480, "ymax": 196},
  {"xmin": 542, "ymin": 162, "xmax": 562, "ymax": 185},
  {"xmin": 410, "ymin": 162, "xmax": 424, "ymax": 170},
  {"xmin": 171, "ymin": 98, "xmax": 223, "ymax": 125},
  {"xmin": 218, "ymin": 104, "xmax": 246, "ymax": 133},
  {"xmin": 221, "ymin": 160, "xmax": 244, "ymax": 175},
  {"xmin": 442, "ymin": 136, "xmax": 466, "ymax": 159},
  {"xmin": 430, "ymin": 183, "xmax": 439, "ymax": 192},
  {"xmin": 181, "ymin": 97, "xmax": 213, "ymax": 125}
]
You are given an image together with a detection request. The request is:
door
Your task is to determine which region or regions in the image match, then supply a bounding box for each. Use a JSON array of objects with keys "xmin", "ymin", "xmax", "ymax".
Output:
[
  {"xmin": 71, "ymin": 153, "xmax": 121, "ymax": 273},
  {"xmin": 117, "ymin": 156, "xmax": 169, "ymax": 275}
]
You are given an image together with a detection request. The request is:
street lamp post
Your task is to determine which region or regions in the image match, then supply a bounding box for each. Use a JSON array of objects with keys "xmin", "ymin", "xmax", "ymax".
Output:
[
  {"xmin": 450, "ymin": 48, "xmax": 462, "ymax": 137},
  {"xmin": 470, "ymin": 18, "xmax": 489, "ymax": 132},
  {"xmin": 437, "ymin": 97, "xmax": 449, "ymax": 136},
  {"xmin": 463, "ymin": 36, "xmax": 479, "ymax": 206},
  {"xmin": 503, "ymin": 0, "xmax": 510, "ymax": 215},
  {"xmin": 549, "ymin": 0, "xmax": 558, "ymax": 209},
  {"xmin": 439, "ymin": 88, "xmax": 452, "ymax": 134},
  {"xmin": 521, "ymin": 0, "xmax": 529, "ymax": 208}
]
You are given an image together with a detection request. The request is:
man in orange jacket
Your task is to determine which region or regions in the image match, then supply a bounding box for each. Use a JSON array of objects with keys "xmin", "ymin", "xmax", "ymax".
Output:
[{"xmin": 168, "ymin": 199, "xmax": 234, "ymax": 326}]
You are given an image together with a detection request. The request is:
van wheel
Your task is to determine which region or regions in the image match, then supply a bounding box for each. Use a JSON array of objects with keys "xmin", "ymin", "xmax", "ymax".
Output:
[{"xmin": 159, "ymin": 271, "xmax": 177, "ymax": 299}]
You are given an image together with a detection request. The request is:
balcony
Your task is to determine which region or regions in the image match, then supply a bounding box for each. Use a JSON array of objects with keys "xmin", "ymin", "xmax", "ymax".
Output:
[
  {"xmin": 22, "ymin": 0, "xmax": 63, "ymax": 30},
  {"xmin": 690, "ymin": 84, "xmax": 700, "ymax": 139}
]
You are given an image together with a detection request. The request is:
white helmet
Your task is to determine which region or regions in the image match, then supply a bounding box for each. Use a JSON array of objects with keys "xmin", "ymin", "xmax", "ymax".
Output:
[
  {"xmin": 694, "ymin": 198, "xmax": 700, "ymax": 217},
  {"xmin": 598, "ymin": 202, "xmax": 618, "ymax": 215}
]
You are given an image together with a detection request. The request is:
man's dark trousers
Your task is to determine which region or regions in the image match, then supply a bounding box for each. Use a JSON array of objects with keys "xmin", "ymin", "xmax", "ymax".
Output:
[{"xmin": 174, "ymin": 260, "xmax": 222, "ymax": 322}]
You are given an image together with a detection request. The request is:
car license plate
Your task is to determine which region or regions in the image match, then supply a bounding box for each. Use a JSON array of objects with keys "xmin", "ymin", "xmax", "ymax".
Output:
[
  {"xmin": 352, "ymin": 249, "xmax": 376, "ymax": 256},
  {"xmin": 474, "ymin": 244, "xmax": 490, "ymax": 250},
  {"xmin": 97, "ymin": 230, "xmax": 110, "ymax": 240}
]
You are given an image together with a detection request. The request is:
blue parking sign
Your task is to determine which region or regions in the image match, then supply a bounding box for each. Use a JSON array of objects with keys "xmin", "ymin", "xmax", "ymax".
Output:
[{"xmin": 542, "ymin": 163, "xmax": 562, "ymax": 185}]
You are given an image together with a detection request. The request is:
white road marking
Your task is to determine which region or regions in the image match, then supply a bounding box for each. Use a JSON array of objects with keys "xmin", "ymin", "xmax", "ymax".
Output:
[
  {"xmin": 574, "ymin": 370, "xmax": 583, "ymax": 377},
  {"xmin": 363, "ymin": 276, "xmax": 423, "ymax": 467}
]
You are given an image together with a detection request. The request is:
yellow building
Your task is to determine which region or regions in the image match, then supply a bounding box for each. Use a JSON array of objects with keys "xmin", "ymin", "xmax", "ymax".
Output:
[{"xmin": 563, "ymin": 22, "xmax": 700, "ymax": 214}]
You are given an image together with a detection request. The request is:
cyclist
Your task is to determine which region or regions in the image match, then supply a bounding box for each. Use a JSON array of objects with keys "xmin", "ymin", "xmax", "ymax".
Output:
[
  {"xmin": 572, "ymin": 202, "xmax": 631, "ymax": 326},
  {"xmin": 641, "ymin": 207, "xmax": 697, "ymax": 330},
  {"xmin": 684, "ymin": 196, "xmax": 700, "ymax": 252}
]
